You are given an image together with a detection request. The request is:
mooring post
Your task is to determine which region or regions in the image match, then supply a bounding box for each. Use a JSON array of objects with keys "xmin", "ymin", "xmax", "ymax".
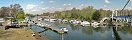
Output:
[{"xmin": 62, "ymin": 33, "xmax": 64, "ymax": 40}]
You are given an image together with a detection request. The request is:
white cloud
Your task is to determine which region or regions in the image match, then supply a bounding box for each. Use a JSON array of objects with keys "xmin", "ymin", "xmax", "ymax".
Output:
[
  {"xmin": 105, "ymin": 0, "xmax": 110, "ymax": 4},
  {"xmin": 81, "ymin": 4, "xmax": 84, "ymax": 6},
  {"xmin": 49, "ymin": 1, "xmax": 54, "ymax": 3},
  {"xmin": 68, "ymin": 4, "xmax": 71, "ymax": 6},
  {"xmin": 26, "ymin": 4, "xmax": 37, "ymax": 10},
  {"xmin": 131, "ymin": 0, "xmax": 132, "ymax": 1},
  {"xmin": 41, "ymin": 1, "xmax": 44, "ymax": 4},
  {"xmin": 58, "ymin": 8, "xmax": 62, "ymax": 10},
  {"xmin": 31, "ymin": 9, "xmax": 37, "ymax": 12},
  {"xmin": 41, "ymin": 8, "xmax": 46, "ymax": 10},
  {"xmin": 63, "ymin": 4, "xmax": 66, "ymax": 6},
  {"xmin": 103, "ymin": 5, "xmax": 107, "ymax": 7},
  {"xmin": 25, "ymin": 4, "xmax": 45, "ymax": 14}
]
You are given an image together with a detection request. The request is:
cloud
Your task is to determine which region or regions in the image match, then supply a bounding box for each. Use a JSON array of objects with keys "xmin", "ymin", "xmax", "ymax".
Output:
[
  {"xmin": 131, "ymin": 0, "xmax": 132, "ymax": 1},
  {"xmin": 63, "ymin": 4, "xmax": 66, "ymax": 6},
  {"xmin": 31, "ymin": 9, "xmax": 37, "ymax": 12},
  {"xmin": 26, "ymin": 4, "xmax": 37, "ymax": 10},
  {"xmin": 58, "ymin": 8, "xmax": 62, "ymax": 10},
  {"xmin": 49, "ymin": 0, "xmax": 54, "ymax": 3},
  {"xmin": 41, "ymin": 8, "xmax": 46, "ymax": 10},
  {"xmin": 25, "ymin": 4, "xmax": 45, "ymax": 14},
  {"xmin": 40, "ymin": 1, "xmax": 44, "ymax": 4},
  {"xmin": 103, "ymin": 5, "xmax": 107, "ymax": 7},
  {"xmin": 81, "ymin": 4, "xmax": 84, "ymax": 6},
  {"xmin": 105, "ymin": 0, "xmax": 110, "ymax": 4},
  {"xmin": 68, "ymin": 4, "xmax": 71, "ymax": 6}
]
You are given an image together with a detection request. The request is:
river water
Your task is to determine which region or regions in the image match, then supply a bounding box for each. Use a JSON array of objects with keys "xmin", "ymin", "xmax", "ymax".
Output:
[{"xmin": 31, "ymin": 21, "xmax": 132, "ymax": 40}]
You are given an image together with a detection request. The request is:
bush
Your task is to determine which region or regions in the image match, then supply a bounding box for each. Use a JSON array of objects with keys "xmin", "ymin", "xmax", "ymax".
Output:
[{"xmin": 0, "ymin": 23, "xmax": 3, "ymax": 26}]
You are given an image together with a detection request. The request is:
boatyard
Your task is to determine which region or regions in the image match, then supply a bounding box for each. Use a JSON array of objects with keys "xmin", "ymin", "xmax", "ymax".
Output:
[{"xmin": 0, "ymin": 0, "xmax": 132, "ymax": 40}]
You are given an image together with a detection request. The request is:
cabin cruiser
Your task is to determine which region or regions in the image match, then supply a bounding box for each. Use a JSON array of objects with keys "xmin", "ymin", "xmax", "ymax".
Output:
[
  {"xmin": 60, "ymin": 27, "xmax": 68, "ymax": 32},
  {"xmin": 72, "ymin": 20, "xmax": 81, "ymax": 24},
  {"xmin": 69, "ymin": 20, "xmax": 81, "ymax": 25},
  {"xmin": 81, "ymin": 21, "xmax": 90, "ymax": 26},
  {"xmin": 38, "ymin": 18, "xmax": 43, "ymax": 21},
  {"xmin": 44, "ymin": 19, "xmax": 57, "ymax": 22},
  {"xmin": 69, "ymin": 20, "xmax": 74, "ymax": 23},
  {"xmin": 91, "ymin": 22, "xmax": 100, "ymax": 26},
  {"xmin": 62, "ymin": 19, "xmax": 68, "ymax": 23},
  {"xmin": 0, "ymin": 18, "xmax": 5, "ymax": 23},
  {"xmin": 44, "ymin": 19, "xmax": 50, "ymax": 22},
  {"xmin": 57, "ymin": 19, "xmax": 62, "ymax": 21},
  {"xmin": 49, "ymin": 19, "xmax": 57, "ymax": 22},
  {"xmin": 91, "ymin": 22, "xmax": 100, "ymax": 28}
]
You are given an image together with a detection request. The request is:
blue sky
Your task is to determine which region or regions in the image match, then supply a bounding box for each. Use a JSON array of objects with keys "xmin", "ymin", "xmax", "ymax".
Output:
[{"xmin": 0, "ymin": 0, "xmax": 132, "ymax": 14}]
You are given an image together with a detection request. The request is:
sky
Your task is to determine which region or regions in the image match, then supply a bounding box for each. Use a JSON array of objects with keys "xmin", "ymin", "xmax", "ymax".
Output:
[{"xmin": 0, "ymin": 0, "xmax": 132, "ymax": 14}]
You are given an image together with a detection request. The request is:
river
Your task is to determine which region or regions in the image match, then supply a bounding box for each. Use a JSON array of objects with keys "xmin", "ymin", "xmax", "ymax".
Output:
[{"xmin": 31, "ymin": 21, "xmax": 132, "ymax": 40}]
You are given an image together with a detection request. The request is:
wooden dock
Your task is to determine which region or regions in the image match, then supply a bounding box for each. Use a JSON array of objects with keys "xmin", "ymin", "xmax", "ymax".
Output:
[{"xmin": 36, "ymin": 22, "xmax": 64, "ymax": 33}]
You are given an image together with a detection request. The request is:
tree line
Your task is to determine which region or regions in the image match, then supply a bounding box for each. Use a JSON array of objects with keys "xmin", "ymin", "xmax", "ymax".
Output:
[
  {"xmin": 43, "ymin": 6, "xmax": 112, "ymax": 21},
  {"xmin": 0, "ymin": 4, "xmax": 25, "ymax": 20},
  {"xmin": 42, "ymin": 6, "xmax": 132, "ymax": 21}
]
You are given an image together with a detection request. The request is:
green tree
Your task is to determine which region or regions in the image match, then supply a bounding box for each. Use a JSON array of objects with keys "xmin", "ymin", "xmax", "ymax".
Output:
[
  {"xmin": 92, "ymin": 10, "xmax": 100, "ymax": 21},
  {"xmin": 16, "ymin": 11, "xmax": 25, "ymax": 19},
  {"xmin": 80, "ymin": 6, "xmax": 96, "ymax": 21},
  {"xmin": 60, "ymin": 11, "xmax": 66, "ymax": 19}
]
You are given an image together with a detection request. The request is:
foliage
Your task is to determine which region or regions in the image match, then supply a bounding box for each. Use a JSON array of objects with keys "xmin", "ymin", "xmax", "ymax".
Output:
[
  {"xmin": 0, "ymin": 4, "xmax": 23, "ymax": 18},
  {"xmin": 42, "ymin": 6, "xmax": 115, "ymax": 21},
  {"xmin": 92, "ymin": 10, "xmax": 100, "ymax": 21},
  {"xmin": 26, "ymin": 14, "xmax": 35, "ymax": 18},
  {"xmin": 16, "ymin": 11, "xmax": 25, "ymax": 20}
]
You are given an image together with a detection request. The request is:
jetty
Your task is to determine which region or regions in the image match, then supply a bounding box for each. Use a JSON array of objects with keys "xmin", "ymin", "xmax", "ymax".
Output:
[{"xmin": 36, "ymin": 21, "xmax": 65, "ymax": 34}]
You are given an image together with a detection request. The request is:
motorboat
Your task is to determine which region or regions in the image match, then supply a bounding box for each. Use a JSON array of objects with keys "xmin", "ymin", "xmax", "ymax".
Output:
[
  {"xmin": 91, "ymin": 22, "xmax": 100, "ymax": 26},
  {"xmin": 72, "ymin": 20, "xmax": 81, "ymax": 24},
  {"xmin": 81, "ymin": 21, "xmax": 90, "ymax": 26},
  {"xmin": 44, "ymin": 19, "xmax": 50, "ymax": 22},
  {"xmin": 91, "ymin": 22, "xmax": 100, "ymax": 28},
  {"xmin": 62, "ymin": 19, "xmax": 68, "ymax": 23},
  {"xmin": 60, "ymin": 27, "xmax": 68, "ymax": 32},
  {"xmin": 49, "ymin": 19, "xmax": 57, "ymax": 22}
]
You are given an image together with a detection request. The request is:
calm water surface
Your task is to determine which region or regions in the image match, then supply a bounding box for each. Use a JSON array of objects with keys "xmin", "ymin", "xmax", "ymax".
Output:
[{"xmin": 31, "ymin": 21, "xmax": 132, "ymax": 40}]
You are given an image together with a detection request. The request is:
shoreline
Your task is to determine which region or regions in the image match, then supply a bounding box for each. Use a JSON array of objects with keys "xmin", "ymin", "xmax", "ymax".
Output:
[{"xmin": 34, "ymin": 33, "xmax": 49, "ymax": 40}]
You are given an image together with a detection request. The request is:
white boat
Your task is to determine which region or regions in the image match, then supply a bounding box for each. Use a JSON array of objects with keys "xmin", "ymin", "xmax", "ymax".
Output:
[
  {"xmin": 72, "ymin": 20, "xmax": 81, "ymax": 24},
  {"xmin": 36, "ymin": 23, "xmax": 41, "ymax": 26},
  {"xmin": 81, "ymin": 21, "xmax": 90, "ymax": 26},
  {"xmin": 91, "ymin": 22, "xmax": 100, "ymax": 26},
  {"xmin": 60, "ymin": 27, "xmax": 68, "ymax": 32},
  {"xmin": 58, "ymin": 19, "xmax": 62, "ymax": 21},
  {"xmin": 49, "ymin": 19, "xmax": 57, "ymax": 22},
  {"xmin": 38, "ymin": 18, "xmax": 43, "ymax": 21},
  {"xmin": 62, "ymin": 19, "xmax": 68, "ymax": 23},
  {"xmin": 69, "ymin": 20, "xmax": 74, "ymax": 23},
  {"xmin": 0, "ymin": 18, "xmax": 4, "ymax": 23},
  {"xmin": 91, "ymin": 22, "xmax": 100, "ymax": 28},
  {"xmin": 44, "ymin": 19, "xmax": 50, "ymax": 22}
]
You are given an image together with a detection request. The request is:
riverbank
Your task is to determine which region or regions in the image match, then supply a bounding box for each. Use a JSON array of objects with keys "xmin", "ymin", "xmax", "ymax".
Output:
[
  {"xmin": 34, "ymin": 33, "xmax": 49, "ymax": 40},
  {"xmin": 0, "ymin": 28, "xmax": 36, "ymax": 40}
]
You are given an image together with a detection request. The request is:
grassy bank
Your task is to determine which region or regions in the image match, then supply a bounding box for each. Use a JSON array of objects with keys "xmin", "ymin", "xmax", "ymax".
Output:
[{"xmin": 0, "ymin": 28, "xmax": 35, "ymax": 40}]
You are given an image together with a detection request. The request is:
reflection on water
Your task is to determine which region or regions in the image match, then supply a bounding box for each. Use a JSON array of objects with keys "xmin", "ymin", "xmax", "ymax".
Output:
[
  {"xmin": 112, "ymin": 27, "xmax": 121, "ymax": 40},
  {"xmin": 32, "ymin": 22, "xmax": 132, "ymax": 40}
]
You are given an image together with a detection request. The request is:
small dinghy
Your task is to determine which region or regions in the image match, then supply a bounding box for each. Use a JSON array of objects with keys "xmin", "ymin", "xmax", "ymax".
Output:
[{"xmin": 60, "ymin": 27, "xmax": 68, "ymax": 32}]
